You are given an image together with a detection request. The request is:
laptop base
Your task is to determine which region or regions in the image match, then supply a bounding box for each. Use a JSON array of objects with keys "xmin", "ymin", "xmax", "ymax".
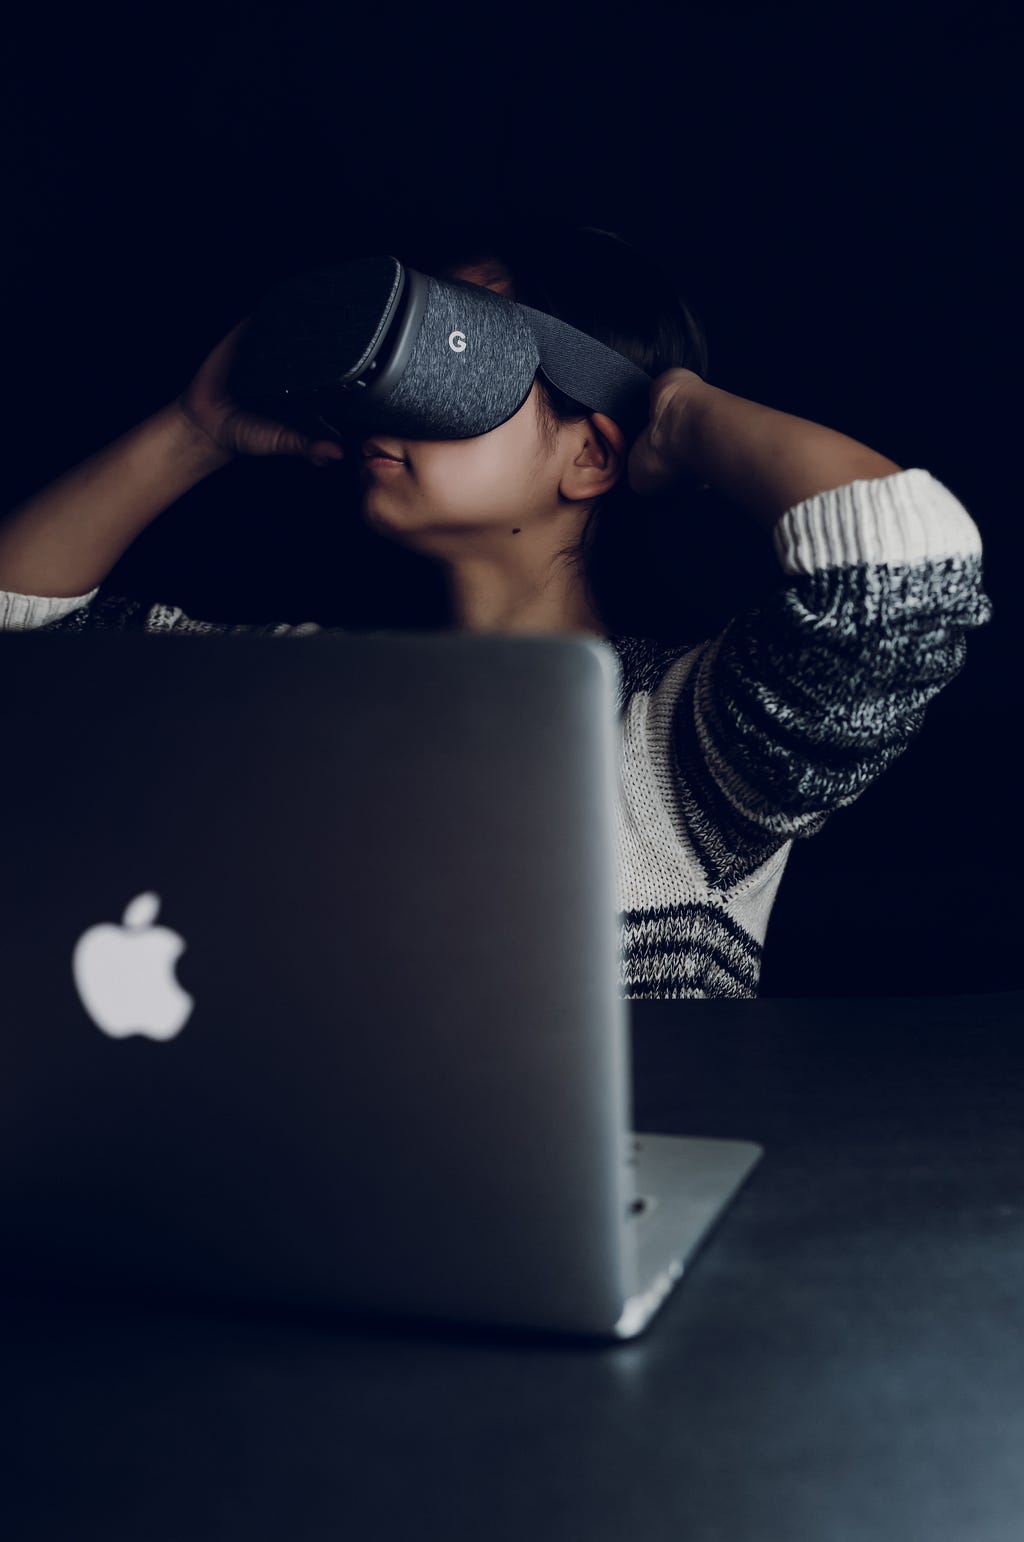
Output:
[{"xmin": 614, "ymin": 1133, "xmax": 763, "ymax": 1339}]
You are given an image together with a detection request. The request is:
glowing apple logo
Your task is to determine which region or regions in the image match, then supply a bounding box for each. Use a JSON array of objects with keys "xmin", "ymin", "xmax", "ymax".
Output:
[{"xmin": 72, "ymin": 891, "xmax": 194, "ymax": 1041}]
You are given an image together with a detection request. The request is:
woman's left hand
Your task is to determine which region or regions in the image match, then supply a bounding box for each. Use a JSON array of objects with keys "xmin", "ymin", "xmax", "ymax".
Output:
[{"xmin": 627, "ymin": 367, "xmax": 710, "ymax": 497}]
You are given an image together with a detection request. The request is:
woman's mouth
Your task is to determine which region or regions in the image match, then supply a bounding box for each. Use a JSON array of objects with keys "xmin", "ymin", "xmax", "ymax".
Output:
[{"xmin": 361, "ymin": 456, "xmax": 406, "ymax": 472}]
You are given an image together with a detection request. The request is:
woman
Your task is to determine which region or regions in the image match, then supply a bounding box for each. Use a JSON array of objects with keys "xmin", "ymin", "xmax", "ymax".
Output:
[{"xmin": 0, "ymin": 218, "xmax": 993, "ymax": 998}]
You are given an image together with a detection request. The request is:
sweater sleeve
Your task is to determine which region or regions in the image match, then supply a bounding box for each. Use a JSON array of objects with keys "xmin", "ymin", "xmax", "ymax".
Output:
[
  {"xmin": 0, "ymin": 584, "xmax": 323, "ymax": 636},
  {"xmin": 666, "ymin": 466, "xmax": 994, "ymax": 890},
  {"xmin": 0, "ymin": 586, "xmax": 102, "ymax": 629}
]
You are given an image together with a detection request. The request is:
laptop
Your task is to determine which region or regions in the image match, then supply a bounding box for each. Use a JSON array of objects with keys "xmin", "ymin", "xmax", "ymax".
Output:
[{"xmin": 0, "ymin": 627, "xmax": 761, "ymax": 1341}]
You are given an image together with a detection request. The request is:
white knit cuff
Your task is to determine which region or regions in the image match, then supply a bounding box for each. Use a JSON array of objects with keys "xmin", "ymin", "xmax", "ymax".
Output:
[
  {"xmin": 0, "ymin": 586, "xmax": 100, "ymax": 630},
  {"xmin": 772, "ymin": 468, "xmax": 983, "ymax": 576}
]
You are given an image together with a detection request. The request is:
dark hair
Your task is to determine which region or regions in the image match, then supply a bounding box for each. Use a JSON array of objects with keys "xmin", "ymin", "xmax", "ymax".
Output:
[{"xmin": 398, "ymin": 215, "xmax": 713, "ymax": 640}]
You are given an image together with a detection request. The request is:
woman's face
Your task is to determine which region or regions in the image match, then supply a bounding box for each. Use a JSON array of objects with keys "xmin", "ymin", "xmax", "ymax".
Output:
[
  {"xmin": 351, "ymin": 259, "xmax": 620, "ymax": 565},
  {"xmin": 355, "ymin": 373, "xmax": 561, "ymax": 550}
]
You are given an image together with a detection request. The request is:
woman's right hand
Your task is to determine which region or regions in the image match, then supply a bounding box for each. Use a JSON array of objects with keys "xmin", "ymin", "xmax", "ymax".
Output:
[{"xmin": 173, "ymin": 316, "xmax": 346, "ymax": 468}]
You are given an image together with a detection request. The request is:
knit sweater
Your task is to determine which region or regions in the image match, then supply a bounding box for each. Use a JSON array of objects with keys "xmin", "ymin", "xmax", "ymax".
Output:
[{"xmin": 0, "ymin": 467, "xmax": 993, "ymax": 999}]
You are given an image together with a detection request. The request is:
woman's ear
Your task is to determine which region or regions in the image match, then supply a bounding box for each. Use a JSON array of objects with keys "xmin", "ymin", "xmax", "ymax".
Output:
[
  {"xmin": 589, "ymin": 412, "xmax": 627, "ymax": 468},
  {"xmin": 562, "ymin": 411, "xmax": 627, "ymax": 501}
]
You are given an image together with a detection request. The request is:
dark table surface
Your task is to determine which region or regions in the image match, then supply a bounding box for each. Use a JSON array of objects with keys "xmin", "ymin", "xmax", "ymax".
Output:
[{"xmin": 4, "ymin": 988, "xmax": 1024, "ymax": 1542}]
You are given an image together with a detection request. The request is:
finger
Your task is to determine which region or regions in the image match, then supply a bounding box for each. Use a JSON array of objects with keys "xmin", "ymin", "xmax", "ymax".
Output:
[{"xmin": 309, "ymin": 441, "xmax": 346, "ymax": 467}]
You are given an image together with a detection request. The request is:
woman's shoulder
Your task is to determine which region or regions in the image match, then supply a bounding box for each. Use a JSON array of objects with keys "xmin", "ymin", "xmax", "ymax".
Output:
[
  {"xmin": 605, "ymin": 631, "xmax": 703, "ymax": 710},
  {"xmin": 33, "ymin": 592, "xmax": 325, "ymax": 637}
]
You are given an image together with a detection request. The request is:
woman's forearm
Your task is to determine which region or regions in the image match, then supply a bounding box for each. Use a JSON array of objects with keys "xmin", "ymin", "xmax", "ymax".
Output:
[
  {"xmin": 0, "ymin": 402, "xmax": 234, "ymax": 598},
  {"xmin": 684, "ymin": 381, "xmax": 903, "ymax": 533}
]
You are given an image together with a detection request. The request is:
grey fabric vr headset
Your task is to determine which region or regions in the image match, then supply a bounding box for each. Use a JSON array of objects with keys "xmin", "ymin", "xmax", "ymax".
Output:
[{"xmin": 225, "ymin": 254, "xmax": 654, "ymax": 449}]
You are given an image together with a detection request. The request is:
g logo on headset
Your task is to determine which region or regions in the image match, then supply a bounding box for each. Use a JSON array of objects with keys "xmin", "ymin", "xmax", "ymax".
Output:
[{"xmin": 226, "ymin": 254, "xmax": 652, "ymax": 445}]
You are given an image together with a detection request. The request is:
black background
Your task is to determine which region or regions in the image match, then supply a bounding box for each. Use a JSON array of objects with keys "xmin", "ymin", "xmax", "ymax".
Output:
[{"xmin": 2, "ymin": 0, "xmax": 1018, "ymax": 996}]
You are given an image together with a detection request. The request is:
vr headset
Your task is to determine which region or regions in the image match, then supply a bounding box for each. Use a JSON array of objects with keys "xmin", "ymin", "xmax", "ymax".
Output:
[{"xmin": 225, "ymin": 254, "xmax": 654, "ymax": 450}]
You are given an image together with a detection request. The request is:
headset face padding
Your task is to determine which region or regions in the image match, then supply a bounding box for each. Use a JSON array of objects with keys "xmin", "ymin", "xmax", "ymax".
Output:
[{"xmin": 226, "ymin": 255, "xmax": 652, "ymax": 447}]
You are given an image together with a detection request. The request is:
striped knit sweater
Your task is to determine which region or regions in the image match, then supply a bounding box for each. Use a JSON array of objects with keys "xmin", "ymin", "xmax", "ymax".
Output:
[{"xmin": 0, "ymin": 468, "xmax": 992, "ymax": 999}]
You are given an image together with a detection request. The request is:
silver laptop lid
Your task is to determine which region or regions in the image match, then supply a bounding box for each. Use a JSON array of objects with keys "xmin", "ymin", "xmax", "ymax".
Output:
[{"xmin": 0, "ymin": 629, "xmax": 640, "ymax": 1337}]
